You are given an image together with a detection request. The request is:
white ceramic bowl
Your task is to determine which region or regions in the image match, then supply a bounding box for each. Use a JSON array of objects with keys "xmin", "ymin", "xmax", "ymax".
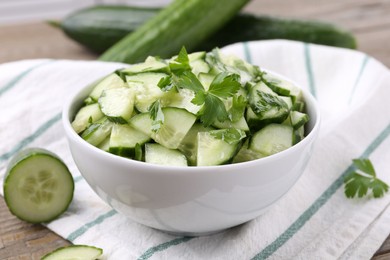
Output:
[{"xmin": 63, "ymin": 72, "xmax": 320, "ymax": 236}]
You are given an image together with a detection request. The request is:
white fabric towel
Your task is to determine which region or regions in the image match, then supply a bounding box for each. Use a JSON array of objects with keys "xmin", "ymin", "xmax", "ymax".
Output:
[{"xmin": 1, "ymin": 40, "xmax": 390, "ymax": 259}]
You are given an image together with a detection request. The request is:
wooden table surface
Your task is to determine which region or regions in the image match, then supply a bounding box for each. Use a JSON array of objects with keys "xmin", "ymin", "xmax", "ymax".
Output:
[{"xmin": 1, "ymin": 0, "xmax": 390, "ymax": 259}]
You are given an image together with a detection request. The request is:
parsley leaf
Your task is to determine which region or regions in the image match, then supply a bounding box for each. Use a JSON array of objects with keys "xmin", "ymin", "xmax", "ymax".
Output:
[
  {"xmin": 344, "ymin": 158, "xmax": 389, "ymax": 199},
  {"xmin": 148, "ymin": 100, "xmax": 164, "ymax": 132},
  {"xmin": 200, "ymin": 95, "xmax": 229, "ymax": 127},
  {"xmin": 169, "ymin": 46, "xmax": 191, "ymax": 73},
  {"xmin": 252, "ymin": 90, "xmax": 288, "ymax": 115},
  {"xmin": 175, "ymin": 70, "xmax": 205, "ymax": 93},
  {"xmin": 229, "ymin": 95, "xmax": 247, "ymax": 122},
  {"xmin": 208, "ymin": 72, "xmax": 241, "ymax": 98},
  {"xmin": 209, "ymin": 128, "xmax": 246, "ymax": 144},
  {"xmin": 157, "ymin": 75, "xmax": 174, "ymax": 92}
]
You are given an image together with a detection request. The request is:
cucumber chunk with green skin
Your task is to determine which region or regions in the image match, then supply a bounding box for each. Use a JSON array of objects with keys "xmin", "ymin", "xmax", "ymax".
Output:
[
  {"xmin": 3, "ymin": 148, "xmax": 74, "ymax": 224},
  {"xmin": 178, "ymin": 123, "xmax": 214, "ymax": 166},
  {"xmin": 250, "ymin": 124, "xmax": 294, "ymax": 156},
  {"xmin": 98, "ymin": 87, "xmax": 135, "ymax": 123},
  {"xmin": 121, "ymin": 56, "xmax": 169, "ymax": 75},
  {"xmin": 71, "ymin": 103, "xmax": 104, "ymax": 133},
  {"xmin": 130, "ymin": 108, "xmax": 197, "ymax": 149},
  {"xmin": 126, "ymin": 72, "xmax": 167, "ymax": 112},
  {"xmin": 290, "ymin": 111, "xmax": 310, "ymax": 129},
  {"xmin": 197, "ymin": 131, "xmax": 240, "ymax": 166},
  {"xmin": 89, "ymin": 73, "xmax": 126, "ymax": 102},
  {"xmin": 232, "ymin": 140, "xmax": 265, "ymax": 163},
  {"xmin": 145, "ymin": 143, "xmax": 188, "ymax": 166},
  {"xmin": 41, "ymin": 245, "xmax": 103, "ymax": 260},
  {"xmin": 109, "ymin": 124, "xmax": 151, "ymax": 158},
  {"xmin": 81, "ymin": 117, "xmax": 113, "ymax": 146}
]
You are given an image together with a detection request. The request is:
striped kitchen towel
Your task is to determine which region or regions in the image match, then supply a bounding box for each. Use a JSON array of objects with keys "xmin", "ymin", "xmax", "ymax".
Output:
[{"xmin": 1, "ymin": 40, "xmax": 390, "ymax": 259}]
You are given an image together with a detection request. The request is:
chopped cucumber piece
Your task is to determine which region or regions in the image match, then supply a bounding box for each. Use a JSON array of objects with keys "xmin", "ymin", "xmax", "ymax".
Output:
[
  {"xmin": 290, "ymin": 111, "xmax": 310, "ymax": 130},
  {"xmin": 121, "ymin": 56, "xmax": 169, "ymax": 75},
  {"xmin": 250, "ymin": 124, "xmax": 294, "ymax": 156},
  {"xmin": 145, "ymin": 144, "xmax": 188, "ymax": 166},
  {"xmin": 130, "ymin": 108, "xmax": 196, "ymax": 149},
  {"xmin": 197, "ymin": 131, "xmax": 239, "ymax": 166},
  {"xmin": 126, "ymin": 72, "xmax": 167, "ymax": 112},
  {"xmin": 41, "ymin": 245, "xmax": 103, "ymax": 260},
  {"xmin": 198, "ymin": 72, "xmax": 215, "ymax": 91},
  {"xmin": 109, "ymin": 124, "xmax": 150, "ymax": 158},
  {"xmin": 81, "ymin": 117, "xmax": 113, "ymax": 146},
  {"xmin": 188, "ymin": 51, "xmax": 206, "ymax": 61},
  {"xmin": 294, "ymin": 126, "xmax": 305, "ymax": 144},
  {"xmin": 232, "ymin": 140, "xmax": 265, "ymax": 163},
  {"xmin": 97, "ymin": 137, "xmax": 110, "ymax": 152},
  {"xmin": 71, "ymin": 103, "xmax": 103, "ymax": 134},
  {"xmin": 89, "ymin": 73, "xmax": 126, "ymax": 102},
  {"xmin": 213, "ymin": 116, "xmax": 249, "ymax": 131},
  {"xmin": 262, "ymin": 73, "xmax": 291, "ymax": 96},
  {"xmin": 3, "ymin": 148, "xmax": 74, "ymax": 223},
  {"xmin": 163, "ymin": 88, "xmax": 202, "ymax": 114},
  {"xmin": 191, "ymin": 59, "xmax": 210, "ymax": 76},
  {"xmin": 293, "ymin": 100, "xmax": 305, "ymax": 112},
  {"xmin": 178, "ymin": 123, "xmax": 214, "ymax": 166},
  {"xmin": 98, "ymin": 87, "xmax": 135, "ymax": 123}
]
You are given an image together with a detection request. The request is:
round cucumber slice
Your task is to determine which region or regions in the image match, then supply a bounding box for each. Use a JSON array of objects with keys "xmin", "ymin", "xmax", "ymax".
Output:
[
  {"xmin": 3, "ymin": 148, "xmax": 74, "ymax": 223},
  {"xmin": 41, "ymin": 245, "xmax": 103, "ymax": 260}
]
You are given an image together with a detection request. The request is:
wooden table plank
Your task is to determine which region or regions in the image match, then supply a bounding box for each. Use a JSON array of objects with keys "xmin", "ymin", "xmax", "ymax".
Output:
[{"xmin": 1, "ymin": 0, "xmax": 390, "ymax": 258}]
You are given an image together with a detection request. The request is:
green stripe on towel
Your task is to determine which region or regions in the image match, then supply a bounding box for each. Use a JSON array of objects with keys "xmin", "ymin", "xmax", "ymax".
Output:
[
  {"xmin": 0, "ymin": 60, "xmax": 54, "ymax": 97},
  {"xmin": 304, "ymin": 43, "xmax": 316, "ymax": 98},
  {"xmin": 67, "ymin": 209, "xmax": 117, "ymax": 242},
  {"xmin": 137, "ymin": 237, "xmax": 195, "ymax": 260},
  {"xmin": 348, "ymin": 55, "xmax": 369, "ymax": 104},
  {"xmin": 251, "ymin": 121, "xmax": 390, "ymax": 260},
  {"xmin": 243, "ymin": 42, "xmax": 252, "ymax": 64},
  {"xmin": 0, "ymin": 113, "xmax": 61, "ymax": 163}
]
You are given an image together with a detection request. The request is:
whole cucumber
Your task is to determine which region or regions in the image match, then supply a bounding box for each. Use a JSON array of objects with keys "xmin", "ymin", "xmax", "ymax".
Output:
[
  {"xmin": 55, "ymin": 5, "xmax": 356, "ymax": 58},
  {"xmin": 99, "ymin": 0, "xmax": 250, "ymax": 63}
]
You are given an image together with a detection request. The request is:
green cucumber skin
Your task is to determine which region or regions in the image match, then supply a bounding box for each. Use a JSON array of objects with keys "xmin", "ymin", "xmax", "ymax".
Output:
[
  {"xmin": 201, "ymin": 14, "xmax": 357, "ymax": 50},
  {"xmin": 99, "ymin": 0, "xmax": 250, "ymax": 63},
  {"xmin": 60, "ymin": 5, "xmax": 158, "ymax": 53},
  {"xmin": 57, "ymin": 5, "xmax": 356, "ymax": 57}
]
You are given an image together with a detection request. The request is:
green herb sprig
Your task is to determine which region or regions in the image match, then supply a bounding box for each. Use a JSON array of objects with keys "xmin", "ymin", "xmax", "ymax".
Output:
[{"xmin": 344, "ymin": 158, "xmax": 388, "ymax": 199}]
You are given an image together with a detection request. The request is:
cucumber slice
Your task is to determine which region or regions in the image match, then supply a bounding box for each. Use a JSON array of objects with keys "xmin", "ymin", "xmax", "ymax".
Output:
[
  {"xmin": 3, "ymin": 148, "xmax": 74, "ymax": 223},
  {"xmin": 97, "ymin": 137, "xmax": 110, "ymax": 152},
  {"xmin": 294, "ymin": 126, "xmax": 305, "ymax": 144},
  {"xmin": 41, "ymin": 245, "xmax": 103, "ymax": 260},
  {"xmin": 130, "ymin": 108, "xmax": 196, "ymax": 149},
  {"xmin": 145, "ymin": 144, "xmax": 188, "ymax": 166},
  {"xmin": 250, "ymin": 124, "xmax": 294, "ymax": 156},
  {"xmin": 109, "ymin": 124, "xmax": 150, "ymax": 158},
  {"xmin": 81, "ymin": 117, "xmax": 113, "ymax": 146},
  {"xmin": 98, "ymin": 87, "xmax": 135, "ymax": 123},
  {"xmin": 213, "ymin": 116, "xmax": 249, "ymax": 131},
  {"xmin": 178, "ymin": 123, "xmax": 214, "ymax": 166},
  {"xmin": 197, "ymin": 131, "xmax": 239, "ymax": 166},
  {"xmin": 191, "ymin": 59, "xmax": 210, "ymax": 76},
  {"xmin": 121, "ymin": 56, "xmax": 169, "ymax": 75},
  {"xmin": 232, "ymin": 140, "xmax": 265, "ymax": 163},
  {"xmin": 89, "ymin": 73, "xmax": 126, "ymax": 102},
  {"xmin": 290, "ymin": 111, "xmax": 310, "ymax": 129},
  {"xmin": 71, "ymin": 103, "xmax": 104, "ymax": 134},
  {"xmin": 262, "ymin": 73, "xmax": 291, "ymax": 96},
  {"xmin": 126, "ymin": 72, "xmax": 167, "ymax": 112},
  {"xmin": 163, "ymin": 88, "xmax": 202, "ymax": 114}
]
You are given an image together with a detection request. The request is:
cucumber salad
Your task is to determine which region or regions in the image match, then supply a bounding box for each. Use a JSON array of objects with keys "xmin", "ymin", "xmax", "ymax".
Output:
[{"xmin": 71, "ymin": 47, "xmax": 309, "ymax": 166}]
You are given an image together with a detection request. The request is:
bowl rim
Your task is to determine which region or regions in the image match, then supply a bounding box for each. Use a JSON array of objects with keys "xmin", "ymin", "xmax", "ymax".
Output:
[{"xmin": 62, "ymin": 68, "xmax": 321, "ymax": 173}]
